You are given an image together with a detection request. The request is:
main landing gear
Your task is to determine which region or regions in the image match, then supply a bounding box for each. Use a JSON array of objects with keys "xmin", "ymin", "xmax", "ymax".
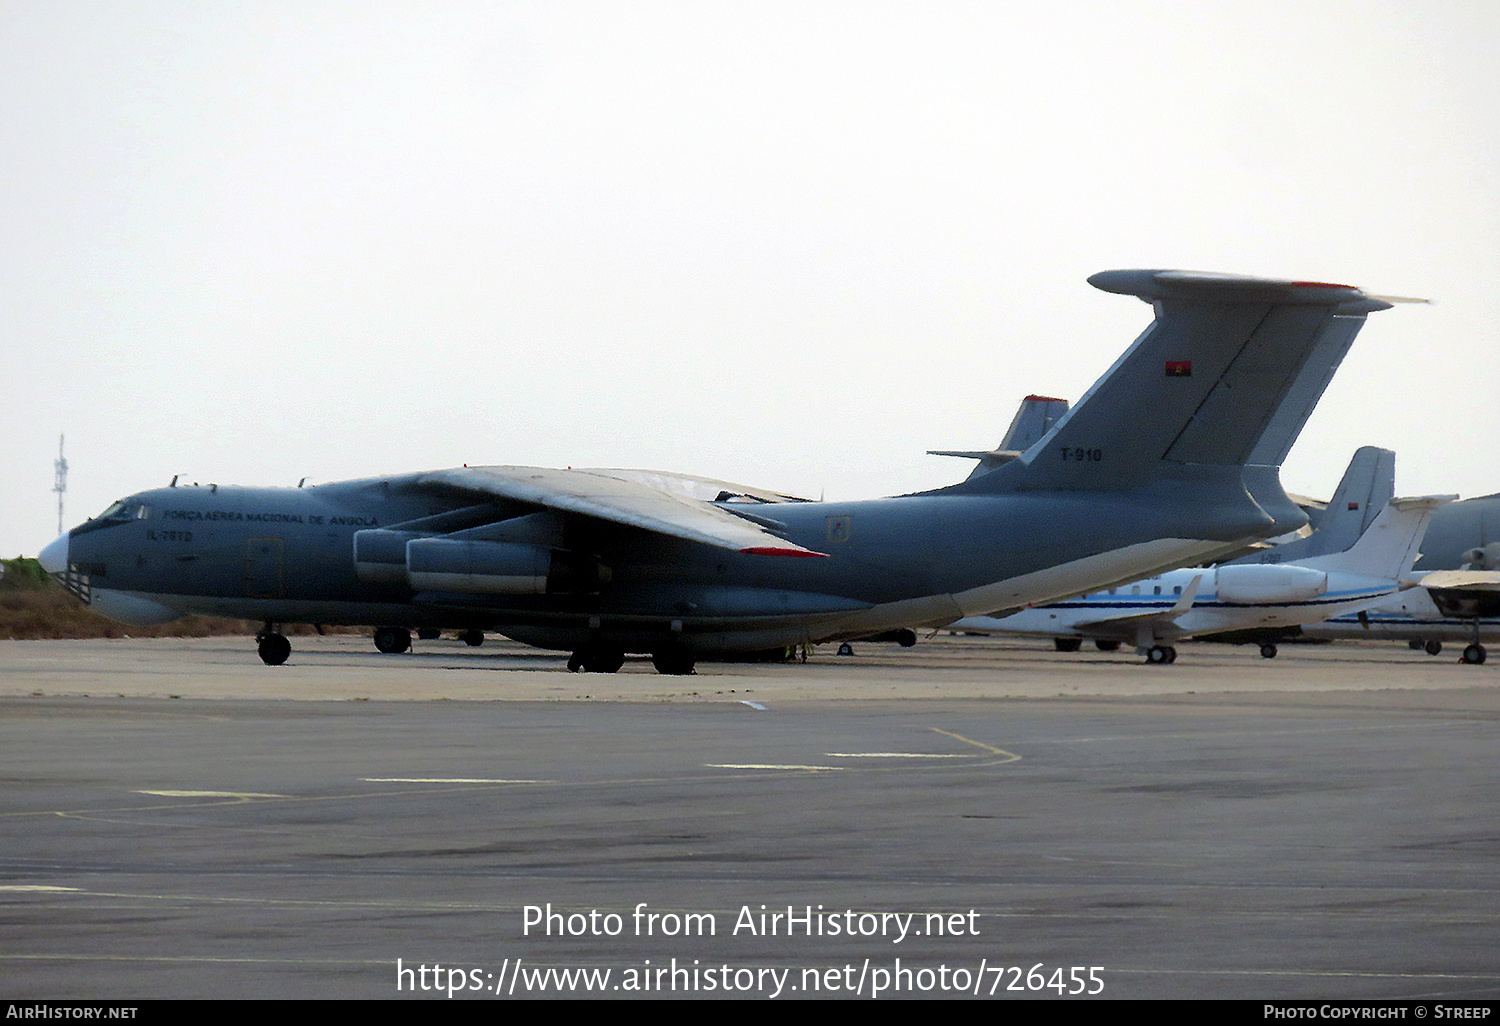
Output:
[
  {"xmin": 1144, "ymin": 645, "xmax": 1177, "ymax": 664},
  {"xmin": 564, "ymin": 646, "xmax": 698, "ymax": 675},
  {"xmin": 374, "ymin": 626, "xmax": 411, "ymax": 654},
  {"xmin": 1463, "ymin": 642, "xmax": 1487, "ymax": 665},
  {"xmin": 1260, "ymin": 643, "xmax": 1279, "ymax": 659},
  {"xmin": 1054, "ymin": 638, "xmax": 1121, "ymax": 653},
  {"xmin": 567, "ymin": 647, "xmax": 625, "ymax": 673},
  {"xmin": 256, "ymin": 626, "xmax": 291, "ymax": 666},
  {"xmin": 651, "ymin": 649, "xmax": 697, "ymax": 676}
]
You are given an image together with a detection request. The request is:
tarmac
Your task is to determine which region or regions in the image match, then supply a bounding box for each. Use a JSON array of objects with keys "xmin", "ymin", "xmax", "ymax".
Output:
[{"xmin": 1, "ymin": 633, "xmax": 1497, "ymax": 1000}]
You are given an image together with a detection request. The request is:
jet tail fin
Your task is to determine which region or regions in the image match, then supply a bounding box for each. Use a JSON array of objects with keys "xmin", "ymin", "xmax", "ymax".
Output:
[
  {"xmin": 1233, "ymin": 447, "xmax": 1397, "ymax": 564},
  {"xmin": 928, "ymin": 395, "xmax": 1070, "ymax": 480},
  {"xmin": 1298, "ymin": 495, "xmax": 1455, "ymax": 579},
  {"xmin": 999, "ymin": 395, "xmax": 1071, "ymax": 453},
  {"xmin": 959, "ymin": 272, "xmax": 1393, "ymax": 502}
]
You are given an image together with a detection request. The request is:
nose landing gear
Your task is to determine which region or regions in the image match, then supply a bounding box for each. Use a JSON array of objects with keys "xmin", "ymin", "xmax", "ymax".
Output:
[{"xmin": 256, "ymin": 626, "xmax": 291, "ymax": 666}]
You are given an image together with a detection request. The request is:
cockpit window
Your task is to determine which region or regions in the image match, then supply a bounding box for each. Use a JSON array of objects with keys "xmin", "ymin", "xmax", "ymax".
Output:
[{"xmin": 96, "ymin": 500, "xmax": 147, "ymax": 521}]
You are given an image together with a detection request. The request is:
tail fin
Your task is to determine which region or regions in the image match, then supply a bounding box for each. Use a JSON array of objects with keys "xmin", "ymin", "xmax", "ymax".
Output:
[
  {"xmin": 1234, "ymin": 447, "xmax": 1397, "ymax": 564},
  {"xmin": 1243, "ymin": 318, "xmax": 1368, "ymax": 469},
  {"xmin": 961, "ymin": 271, "xmax": 1392, "ymax": 499},
  {"xmin": 999, "ymin": 395, "xmax": 1071, "ymax": 452},
  {"xmin": 1298, "ymin": 495, "xmax": 1454, "ymax": 579},
  {"xmin": 928, "ymin": 395, "xmax": 1070, "ymax": 481}
]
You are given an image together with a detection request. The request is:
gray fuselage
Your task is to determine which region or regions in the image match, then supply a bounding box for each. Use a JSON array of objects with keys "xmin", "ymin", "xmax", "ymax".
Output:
[{"xmin": 52, "ymin": 469, "xmax": 1280, "ymax": 655}]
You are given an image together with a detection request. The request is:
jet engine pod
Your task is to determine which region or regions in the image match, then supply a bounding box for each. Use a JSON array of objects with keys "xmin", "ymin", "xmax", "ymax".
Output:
[
  {"xmin": 1214, "ymin": 564, "xmax": 1328, "ymax": 605},
  {"xmin": 405, "ymin": 538, "xmax": 555, "ymax": 595},
  {"xmin": 353, "ymin": 529, "xmax": 425, "ymax": 584},
  {"xmin": 1463, "ymin": 542, "xmax": 1500, "ymax": 570}
]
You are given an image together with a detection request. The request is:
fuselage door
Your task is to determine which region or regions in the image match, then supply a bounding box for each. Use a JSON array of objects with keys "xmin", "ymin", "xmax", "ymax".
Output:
[{"xmin": 244, "ymin": 537, "xmax": 285, "ymax": 598}]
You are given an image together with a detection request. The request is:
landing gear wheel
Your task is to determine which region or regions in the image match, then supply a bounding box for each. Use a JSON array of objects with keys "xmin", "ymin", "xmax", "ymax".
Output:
[
  {"xmin": 1095, "ymin": 640, "xmax": 1120, "ymax": 652},
  {"xmin": 837, "ymin": 642, "xmax": 854, "ymax": 657},
  {"xmin": 1425, "ymin": 639, "xmax": 1443, "ymax": 656},
  {"xmin": 461, "ymin": 629, "xmax": 484, "ymax": 647},
  {"xmin": 1260, "ymin": 643, "xmax": 1278, "ymax": 659},
  {"xmin": 374, "ymin": 627, "xmax": 411, "ymax": 654},
  {"xmin": 1165, "ymin": 646, "xmax": 1177, "ymax": 664},
  {"xmin": 1409, "ymin": 639, "xmax": 1425, "ymax": 650},
  {"xmin": 587, "ymin": 649, "xmax": 625, "ymax": 673},
  {"xmin": 651, "ymin": 650, "xmax": 696, "ymax": 675},
  {"xmin": 570, "ymin": 648, "xmax": 625, "ymax": 673},
  {"xmin": 257, "ymin": 632, "xmax": 290, "ymax": 666},
  {"xmin": 417, "ymin": 627, "xmax": 441, "ymax": 641},
  {"xmin": 1146, "ymin": 645, "xmax": 1174, "ymax": 665},
  {"xmin": 894, "ymin": 629, "xmax": 918, "ymax": 648},
  {"xmin": 1463, "ymin": 643, "xmax": 1487, "ymax": 665},
  {"xmin": 1053, "ymin": 638, "xmax": 1083, "ymax": 653}
]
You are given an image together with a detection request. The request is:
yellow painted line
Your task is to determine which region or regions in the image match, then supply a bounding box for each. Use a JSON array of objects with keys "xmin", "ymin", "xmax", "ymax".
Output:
[
  {"xmin": 706, "ymin": 764, "xmax": 843, "ymax": 772},
  {"xmin": 133, "ymin": 790, "xmax": 287, "ymax": 799},
  {"xmin": 826, "ymin": 752, "xmax": 973, "ymax": 759},
  {"xmin": 361, "ymin": 778, "xmax": 546, "ymax": 784},
  {"xmin": 928, "ymin": 728, "xmax": 1022, "ymax": 763}
]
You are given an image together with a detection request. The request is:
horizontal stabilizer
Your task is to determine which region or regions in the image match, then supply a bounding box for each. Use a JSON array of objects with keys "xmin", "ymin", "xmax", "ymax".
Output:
[{"xmin": 1088, "ymin": 270, "xmax": 1390, "ymax": 311}]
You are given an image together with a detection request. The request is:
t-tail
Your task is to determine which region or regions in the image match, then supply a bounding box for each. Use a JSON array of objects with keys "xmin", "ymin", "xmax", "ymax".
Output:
[
  {"xmin": 1296, "ymin": 495, "xmax": 1455, "ymax": 580},
  {"xmin": 952, "ymin": 270, "xmax": 1395, "ymax": 540}
]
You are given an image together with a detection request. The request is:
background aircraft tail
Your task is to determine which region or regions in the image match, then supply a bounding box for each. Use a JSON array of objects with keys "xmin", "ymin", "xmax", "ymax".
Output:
[
  {"xmin": 957, "ymin": 271, "xmax": 1392, "ymax": 505},
  {"xmin": 1297, "ymin": 495, "xmax": 1453, "ymax": 579},
  {"xmin": 928, "ymin": 395, "xmax": 1070, "ymax": 481},
  {"xmin": 998, "ymin": 394, "xmax": 1070, "ymax": 453},
  {"xmin": 1232, "ymin": 447, "xmax": 1397, "ymax": 565}
]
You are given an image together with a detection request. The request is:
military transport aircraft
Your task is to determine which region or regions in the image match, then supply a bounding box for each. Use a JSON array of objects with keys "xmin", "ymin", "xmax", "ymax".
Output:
[{"xmin": 38, "ymin": 270, "xmax": 1400, "ymax": 673}]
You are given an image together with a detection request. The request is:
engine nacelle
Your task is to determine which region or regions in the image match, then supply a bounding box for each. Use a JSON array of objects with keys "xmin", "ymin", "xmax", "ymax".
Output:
[
  {"xmin": 353, "ymin": 529, "xmax": 424, "ymax": 584},
  {"xmin": 1463, "ymin": 542, "xmax": 1500, "ymax": 570},
  {"xmin": 405, "ymin": 538, "xmax": 552, "ymax": 595},
  {"xmin": 1214, "ymin": 564, "xmax": 1328, "ymax": 604}
]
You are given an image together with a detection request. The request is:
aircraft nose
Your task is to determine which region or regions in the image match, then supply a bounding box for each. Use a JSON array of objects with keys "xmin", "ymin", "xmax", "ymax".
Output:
[{"xmin": 38, "ymin": 533, "xmax": 69, "ymax": 575}]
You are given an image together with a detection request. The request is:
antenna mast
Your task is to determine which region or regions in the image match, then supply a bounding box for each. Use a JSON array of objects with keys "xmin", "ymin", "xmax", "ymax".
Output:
[{"xmin": 53, "ymin": 434, "xmax": 67, "ymax": 536}]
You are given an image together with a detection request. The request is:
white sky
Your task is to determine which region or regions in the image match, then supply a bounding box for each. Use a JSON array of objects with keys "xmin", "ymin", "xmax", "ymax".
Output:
[{"xmin": 4, "ymin": 0, "xmax": 1498, "ymax": 557}]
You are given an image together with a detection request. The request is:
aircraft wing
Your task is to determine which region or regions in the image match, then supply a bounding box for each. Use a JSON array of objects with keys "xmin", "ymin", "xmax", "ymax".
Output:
[
  {"xmin": 1414, "ymin": 570, "xmax": 1500, "ymax": 618},
  {"xmin": 581, "ymin": 468, "xmax": 811, "ymax": 504},
  {"xmin": 416, "ymin": 466, "xmax": 828, "ymax": 557}
]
